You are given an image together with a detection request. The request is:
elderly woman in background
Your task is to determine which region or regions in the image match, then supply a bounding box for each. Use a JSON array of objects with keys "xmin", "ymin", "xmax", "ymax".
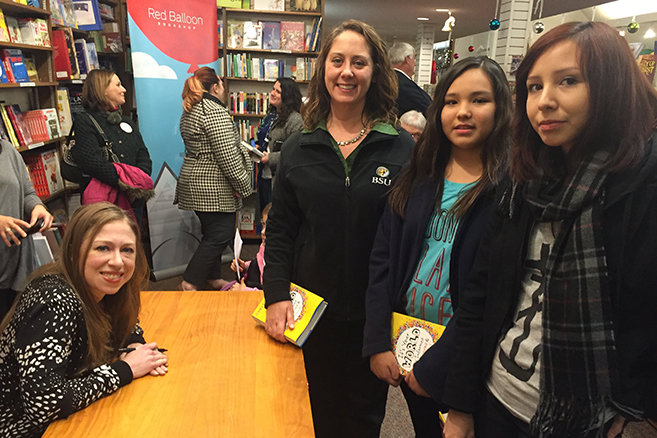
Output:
[
  {"xmin": 399, "ymin": 109, "xmax": 427, "ymax": 142},
  {"xmin": 175, "ymin": 67, "xmax": 253, "ymax": 291},
  {"xmin": 70, "ymin": 69, "xmax": 152, "ymax": 228},
  {"xmin": 255, "ymin": 77, "xmax": 303, "ymax": 211},
  {"xmin": 0, "ymin": 139, "xmax": 53, "ymax": 321},
  {"xmin": 0, "ymin": 202, "xmax": 168, "ymax": 438},
  {"xmin": 263, "ymin": 20, "xmax": 414, "ymax": 438}
]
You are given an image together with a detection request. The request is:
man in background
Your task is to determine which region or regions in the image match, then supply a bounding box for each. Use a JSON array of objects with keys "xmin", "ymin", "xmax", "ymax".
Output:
[
  {"xmin": 389, "ymin": 42, "xmax": 432, "ymax": 116},
  {"xmin": 399, "ymin": 110, "xmax": 426, "ymax": 143}
]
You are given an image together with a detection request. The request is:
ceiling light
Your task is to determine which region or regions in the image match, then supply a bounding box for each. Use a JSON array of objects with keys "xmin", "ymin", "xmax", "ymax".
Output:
[
  {"xmin": 417, "ymin": 17, "xmax": 429, "ymax": 21},
  {"xmin": 619, "ymin": 30, "xmax": 626, "ymax": 36},
  {"xmin": 436, "ymin": 8, "xmax": 449, "ymax": 12},
  {"xmin": 645, "ymin": 28, "xmax": 656, "ymax": 38}
]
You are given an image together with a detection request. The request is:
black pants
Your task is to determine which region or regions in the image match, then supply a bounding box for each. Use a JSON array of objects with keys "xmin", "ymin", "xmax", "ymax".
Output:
[
  {"xmin": 182, "ymin": 211, "xmax": 235, "ymax": 288},
  {"xmin": 400, "ymin": 379, "xmax": 444, "ymax": 437},
  {"xmin": 0, "ymin": 288, "xmax": 17, "ymax": 322},
  {"xmin": 258, "ymin": 177, "xmax": 272, "ymax": 213},
  {"xmin": 475, "ymin": 389, "xmax": 613, "ymax": 438},
  {"xmin": 301, "ymin": 318, "xmax": 388, "ymax": 438}
]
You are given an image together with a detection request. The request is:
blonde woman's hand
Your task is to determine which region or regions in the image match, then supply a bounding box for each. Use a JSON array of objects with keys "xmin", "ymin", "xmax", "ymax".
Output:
[
  {"xmin": 121, "ymin": 342, "xmax": 168, "ymax": 379},
  {"xmin": 370, "ymin": 351, "xmax": 403, "ymax": 386}
]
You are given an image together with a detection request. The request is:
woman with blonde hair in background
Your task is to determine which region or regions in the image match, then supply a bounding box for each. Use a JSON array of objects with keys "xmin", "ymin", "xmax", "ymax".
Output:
[{"xmin": 175, "ymin": 67, "xmax": 253, "ymax": 291}]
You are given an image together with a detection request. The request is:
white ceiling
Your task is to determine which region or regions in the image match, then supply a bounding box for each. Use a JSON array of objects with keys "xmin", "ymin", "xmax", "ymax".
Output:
[{"xmin": 323, "ymin": 0, "xmax": 651, "ymax": 43}]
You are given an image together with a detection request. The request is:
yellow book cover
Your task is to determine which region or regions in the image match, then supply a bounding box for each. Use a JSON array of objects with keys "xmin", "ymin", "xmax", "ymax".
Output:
[
  {"xmin": 0, "ymin": 9, "xmax": 9, "ymax": 43},
  {"xmin": 252, "ymin": 283, "xmax": 328, "ymax": 347},
  {"xmin": 391, "ymin": 312, "xmax": 446, "ymax": 376},
  {"xmin": 0, "ymin": 105, "xmax": 20, "ymax": 149}
]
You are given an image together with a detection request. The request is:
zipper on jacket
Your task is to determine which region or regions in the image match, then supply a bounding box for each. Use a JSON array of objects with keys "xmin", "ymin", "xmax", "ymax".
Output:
[{"xmin": 345, "ymin": 176, "xmax": 350, "ymax": 187}]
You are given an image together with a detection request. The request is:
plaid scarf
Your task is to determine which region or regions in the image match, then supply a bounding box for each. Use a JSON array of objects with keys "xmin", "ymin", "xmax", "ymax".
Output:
[{"xmin": 523, "ymin": 150, "xmax": 619, "ymax": 437}]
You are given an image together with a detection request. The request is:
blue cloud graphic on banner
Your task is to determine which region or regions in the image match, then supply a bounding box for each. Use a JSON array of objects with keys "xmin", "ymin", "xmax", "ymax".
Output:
[{"xmin": 132, "ymin": 52, "xmax": 178, "ymax": 79}]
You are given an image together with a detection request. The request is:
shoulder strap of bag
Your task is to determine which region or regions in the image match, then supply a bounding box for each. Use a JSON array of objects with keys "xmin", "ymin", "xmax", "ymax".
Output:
[{"xmin": 87, "ymin": 113, "xmax": 119, "ymax": 163}]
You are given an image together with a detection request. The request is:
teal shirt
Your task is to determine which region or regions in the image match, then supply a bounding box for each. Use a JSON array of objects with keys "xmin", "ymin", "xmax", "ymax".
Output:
[{"xmin": 405, "ymin": 179, "xmax": 474, "ymax": 325}]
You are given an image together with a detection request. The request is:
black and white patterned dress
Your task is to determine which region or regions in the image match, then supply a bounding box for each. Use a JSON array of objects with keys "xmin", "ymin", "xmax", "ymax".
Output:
[{"xmin": 0, "ymin": 274, "xmax": 141, "ymax": 438}]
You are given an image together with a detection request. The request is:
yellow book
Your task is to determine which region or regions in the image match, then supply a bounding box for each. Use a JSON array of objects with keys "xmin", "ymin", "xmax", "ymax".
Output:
[
  {"xmin": 252, "ymin": 283, "xmax": 328, "ymax": 347},
  {"xmin": 391, "ymin": 312, "xmax": 446, "ymax": 376}
]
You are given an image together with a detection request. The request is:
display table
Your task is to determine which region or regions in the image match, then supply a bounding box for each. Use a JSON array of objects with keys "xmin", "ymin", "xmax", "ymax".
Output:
[{"xmin": 44, "ymin": 291, "xmax": 314, "ymax": 438}]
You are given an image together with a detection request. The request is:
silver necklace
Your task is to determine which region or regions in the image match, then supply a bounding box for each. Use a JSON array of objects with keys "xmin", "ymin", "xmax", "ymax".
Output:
[{"xmin": 336, "ymin": 128, "xmax": 366, "ymax": 147}]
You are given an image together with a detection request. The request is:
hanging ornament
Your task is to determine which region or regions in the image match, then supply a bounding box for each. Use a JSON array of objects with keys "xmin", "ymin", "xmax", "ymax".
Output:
[
  {"xmin": 468, "ymin": 45, "xmax": 474, "ymax": 52},
  {"xmin": 533, "ymin": 21, "xmax": 545, "ymax": 34},
  {"xmin": 627, "ymin": 18, "xmax": 639, "ymax": 34},
  {"xmin": 489, "ymin": 0, "xmax": 501, "ymax": 31},
  {"xmin": 454, "ymin": 53, "xmax": 459, "ymax": 59}
]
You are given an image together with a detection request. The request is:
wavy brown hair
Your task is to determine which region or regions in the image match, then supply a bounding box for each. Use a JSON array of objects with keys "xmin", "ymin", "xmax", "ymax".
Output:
[
  {"xmin": 512, "ymin": 21, "xmax": 657, "ymax": 182},
  {"xmin": 82, "ymin": 69, "xmax": 116, "ymax": 111},
  {"xmin": 302, "ymin": 19, "xmax": 398, "ymax": 129},
  {"xmin": 182, "ymin": 66, "xmax": 221, "ymax": 113},
  {"xmin": 388, "ymin": 57, "xmax": 512, "ymax": 218},
  {"xmin": 1, "ymin": 203, "xmax": 149, "ymax": 370}
]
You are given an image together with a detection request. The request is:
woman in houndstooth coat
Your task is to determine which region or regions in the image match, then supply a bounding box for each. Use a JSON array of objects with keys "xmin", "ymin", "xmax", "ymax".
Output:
[{"xmin": 175, "ymin": 67, "xmax": 253, "ymax": 291}]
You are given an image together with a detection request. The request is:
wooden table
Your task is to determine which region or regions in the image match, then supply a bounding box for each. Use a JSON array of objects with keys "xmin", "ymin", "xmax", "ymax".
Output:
[{"xmin": 44, "ymin": 291, "xmax": 314, "ymax": 438}]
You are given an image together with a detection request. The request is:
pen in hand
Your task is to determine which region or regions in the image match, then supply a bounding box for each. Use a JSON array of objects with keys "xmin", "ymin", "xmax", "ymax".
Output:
[{"xmin": 118, "ymin": 347, "xmax": 168, "ymax": 354}]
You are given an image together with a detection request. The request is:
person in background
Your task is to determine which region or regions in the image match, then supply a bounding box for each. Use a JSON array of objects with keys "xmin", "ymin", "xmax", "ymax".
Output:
[
  {"xmin": 263, "ymin": 19, "xmax": 414, "ymax": 438},
  {"xmin": 399, "ymin": 110, "xmax": 427, "ymax": 142},
  {"xmin": 175, "ymin": 67, "xmax": 253, "ymax": 291},
  {"xmin": 0, "ymin": 139, "xmax": 53, "ymax": 321},
  {"xmin": 0, "ymin": 202, "xmax": 168, "ymax": 438},
  {"xmin": 255, "ymin": 77, "xmax": 303, "ymax": 212},
  {"xmin": 223, "ymin": 203, "xmax": 271, "ymax": 291},
  {"xmin": 364, "ymin": 56, "xmax": 512, "ymax": 437},
  {"xmin": 443, "ymin": 22, "xmax": 657, "ymax": 438},
  {"xmin": 71, "ymin": 69, "xmax": 152, "ymax": 229},
  {"xmin": 390, "ymin": 42, "xmax": 432, "ymax": 116}
]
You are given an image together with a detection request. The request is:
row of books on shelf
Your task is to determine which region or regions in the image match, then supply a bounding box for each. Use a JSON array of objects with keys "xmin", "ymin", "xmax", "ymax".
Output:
[
  {"xmin": 227, "ymin": 54, "xmax": 315, "ymax": 81},
  {"xmin": 53, "ymin": 28, "xmax": 100, "ymax": 79},
  {"xmin": 227, "ymin": 18, "xmax": 321, "ymax": 52},
  {"xmin": 88, "ymin": 23, "xmax": 122, "ymax": 53},
  {"xmin": 235, "ymin": 118, "xmax": 258, "ymax": 142},
  {"xmin": 0, "ymin": 11, "xmax": 50, "ymax": 47},
  {"xmin": 0, "ymin": 48, "xmax": 37, "ymax": 83},
  {"xmin": 50, "ymin": 0, "xmax": 110, "ymax": 32},
  {"xmin": 23, "ymin": 148, "xmax": 65, "ymax": 197},
  {"xmin": 0, "ymin": 104, "xmax": 63, "ymax": 149},
  {"xmin": 229, "ymin": 91, "xmax": 269, "ymax": 115},
  {"xmin": 217, "ymin": 0, "xmax": 321, "ymax": 12}
]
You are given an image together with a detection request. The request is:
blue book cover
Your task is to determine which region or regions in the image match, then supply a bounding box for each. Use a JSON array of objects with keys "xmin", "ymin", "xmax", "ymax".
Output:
[
  {"xmin": 0, "ymin": 61, "xmax": 8, "ymax": 84},
  {"xmin": 4, "ymin": 49, "xmax": 29, "ymax": 82},
  {"xmin": 72, "ymin": 0, "xmax": 103, "ymax": 31},
  {"xmin": 74, "ymin": 40, "xmax": 89, "ymax": 75},
  {"xmin": 260, "ymin": 21, "xmax": 280, "ymax": 50}
]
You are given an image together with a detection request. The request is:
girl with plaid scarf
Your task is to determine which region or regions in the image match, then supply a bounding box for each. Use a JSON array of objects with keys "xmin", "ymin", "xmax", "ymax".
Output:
[{"xmin": 443, "ymin": 22, "xmax": 657, "ymax": 438}]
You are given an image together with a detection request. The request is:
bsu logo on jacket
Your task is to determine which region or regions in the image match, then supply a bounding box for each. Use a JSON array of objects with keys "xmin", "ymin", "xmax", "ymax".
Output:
[{"xmin": 372, "ymin": 166, "xmax": 391, "ymax": 186}]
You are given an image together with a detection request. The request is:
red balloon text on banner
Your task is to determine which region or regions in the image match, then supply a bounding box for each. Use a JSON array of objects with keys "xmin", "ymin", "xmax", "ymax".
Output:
[{"xmin": 128, "ymin": 0, "xmax": 218, "ymax": 73}]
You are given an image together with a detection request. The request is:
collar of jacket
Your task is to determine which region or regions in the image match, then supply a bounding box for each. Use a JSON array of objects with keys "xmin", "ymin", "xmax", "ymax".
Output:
[
  {"xmin": 300, "ymin": 119, "xmax": 399, "ymax": 145},
  {"xmin": 203, "ymin": 92, "xmax": 226, "ymax": 108}
]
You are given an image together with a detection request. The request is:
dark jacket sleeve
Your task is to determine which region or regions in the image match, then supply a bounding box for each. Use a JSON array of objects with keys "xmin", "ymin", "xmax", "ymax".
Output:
[
  {"xmin": 362, "ymin": 204, "xmax": 397, "ymax": 357},
  {"xmin": 441, "ymin": 198, "xmax": 506, "ymax": 413},
  {"xmin": 70, "ymin": 113, "xmax": 120, "ymax": 187},
  {"xmin": 263, "ymin": 132, "xmax": 304, "ymax": 306}
]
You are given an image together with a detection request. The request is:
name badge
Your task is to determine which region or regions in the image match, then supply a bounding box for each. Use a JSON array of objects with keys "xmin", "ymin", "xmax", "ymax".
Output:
[{"xmin": 120, "ymin": 122, "xmax": 133, "ymax": 133}]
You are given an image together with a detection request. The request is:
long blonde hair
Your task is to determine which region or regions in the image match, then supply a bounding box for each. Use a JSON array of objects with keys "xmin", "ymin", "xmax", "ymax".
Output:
[
  {"xmin": 1, "ymin": 203, "xmax": 149, "ymax": 369},
  {"xmin": 182, "ymin": 66, "xmax": 221, "ymax": 112}
]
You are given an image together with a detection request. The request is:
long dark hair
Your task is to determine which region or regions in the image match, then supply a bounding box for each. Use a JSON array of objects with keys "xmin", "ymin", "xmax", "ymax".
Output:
[
  {"xmin": 302, "ymin": 19, "xmax": 398, "ymax": 129},
  {"xmin": 512, "ymin": 21, "xmax": 657, "ymax": 182},
  {"xmin": 271, "ymin": 77, "xmax": 302, "ymax": 126},
  {"xmin": 388, "ymin": 56, "xmax": 512, "ymax": 218}
]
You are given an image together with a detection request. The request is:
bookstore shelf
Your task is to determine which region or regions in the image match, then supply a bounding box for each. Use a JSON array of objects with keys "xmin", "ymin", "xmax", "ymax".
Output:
[
  {"xmin": 225, "ymin": 8, "xmax": 320, "ymax": 17},
  {"xmin": 17, "ymin": 136, "xmax": 67, "ymax": 153},
  {"xmin": 52, "ymin": 24, "xmax": 88, "ymax": 37},
  {"xmin": 98, "ymin": 0, "xmax": 118, "ymax": 7},
  {"xmin": 0, "ymin": 0, "xmax": 50, "ymax": 17},
  {"xmin": 226, "ymin": 77, "xmax": 309, "ymax": 84},
  {"xmin": 0, "ymin": 82, "xmax": 59, "ymax": 88},
  {"xmin": 230, "ymin": 112, "xmax": 267, "ymax": 117},
  {"xmin": 39, "ymin": 188, "xmax": 66, "ymax": 203},
  {"xmin": 0, "ymin": 41, "xmax": 53, "ymax": 51},
  {"xmin": 225, "ymin": 47, "xmax": 318, "ymax": 56}
]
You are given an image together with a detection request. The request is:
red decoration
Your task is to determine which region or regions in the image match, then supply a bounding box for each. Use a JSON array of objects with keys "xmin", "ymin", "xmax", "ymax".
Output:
[
  {"xmin": 128, "ymin": 0, "xmax": 218, "ymax": 73},
  {"xmin": 454, "ymin": 53, "xmax": 459, "ymax": 59},
  {"xmin": 468, "ymin": 46, "xmax": 474, "ymax": 52}
]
